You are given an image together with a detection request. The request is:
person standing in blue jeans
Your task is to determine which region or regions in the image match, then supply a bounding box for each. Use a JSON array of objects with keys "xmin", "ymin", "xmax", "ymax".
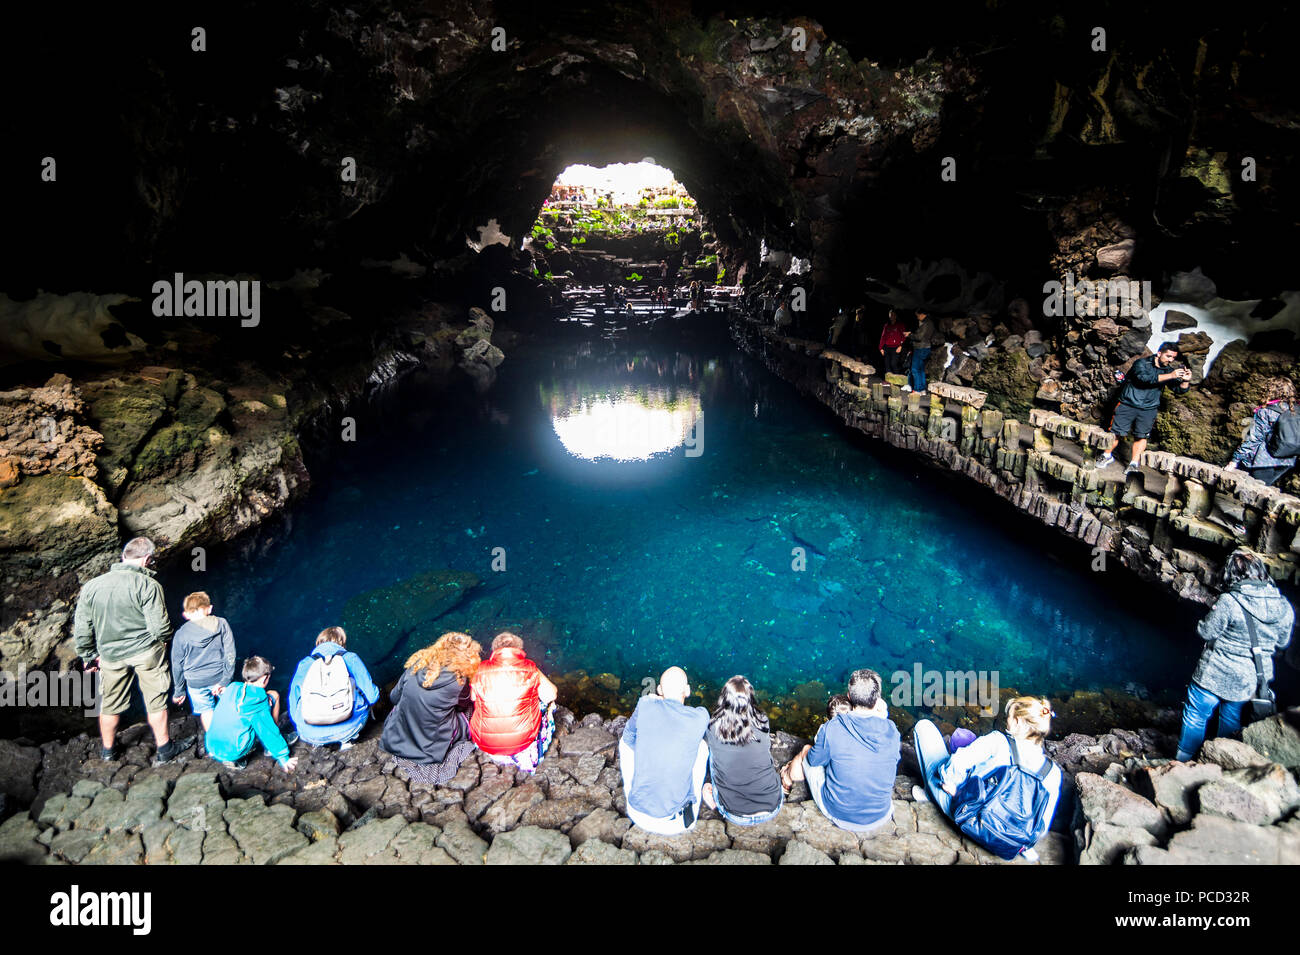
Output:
[
  {"xmin": 1176, "ymin": 550, "xmax": 1294, "ymax": 760},
  {"xmin": 904, "ymin": 310, "xmax": 939, "ymax": 394},
  {"xmin": 702, "ymin": 676, "xmax": 784, "ymax": 826}
]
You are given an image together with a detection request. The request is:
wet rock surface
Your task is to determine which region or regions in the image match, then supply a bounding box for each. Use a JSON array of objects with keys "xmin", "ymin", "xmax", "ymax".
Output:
[{"xmin": 3, "ymin": 706, "xmax": 1293, "ymax": 865}]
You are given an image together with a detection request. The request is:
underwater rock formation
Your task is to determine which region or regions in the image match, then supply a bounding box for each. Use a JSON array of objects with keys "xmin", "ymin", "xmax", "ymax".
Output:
[{"xmin": 341, "ymin": 569, "xmax": 482, "ymax": 662}]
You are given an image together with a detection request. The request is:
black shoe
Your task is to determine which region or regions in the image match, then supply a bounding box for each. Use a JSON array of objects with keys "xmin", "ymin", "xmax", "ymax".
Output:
[
  {"xmin": 153, "ymin": 735, "xmax": 196, "ymax": 766},
  {"xmin": 284, "ymin": 730, "xmax": 299, "ymax": 746},
  {"xmin": 98, "ymin": 744, "xmax": 116, "ymax": 762},
  {"xmin": 221, "ymin": 758, "xmax": 248, "ymax": 771}
]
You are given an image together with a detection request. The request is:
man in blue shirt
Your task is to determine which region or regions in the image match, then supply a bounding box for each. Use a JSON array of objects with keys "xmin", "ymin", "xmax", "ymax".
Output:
[
  {"xmin": 618, "ymin": 667, "xmax": 709, "ymax": 835},
  {"xmin": 781, "ymin": 668, "xmax": 900, "ymax": 832}
]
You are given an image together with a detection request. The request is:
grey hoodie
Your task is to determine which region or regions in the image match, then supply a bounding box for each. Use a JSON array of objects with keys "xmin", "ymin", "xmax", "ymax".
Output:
[
  {"xmin": 170, "ymin": 615, "xmax": 237, "ymax": 697},
  {"xmin": 1193, "ymin": 579, "xmax": 1294, "ymax": 701}
]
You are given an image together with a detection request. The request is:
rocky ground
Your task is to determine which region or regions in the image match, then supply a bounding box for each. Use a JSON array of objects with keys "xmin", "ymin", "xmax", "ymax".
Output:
[{"xmin": 2, "ymin": 706, "xmax": 1297, "ymax": 865}]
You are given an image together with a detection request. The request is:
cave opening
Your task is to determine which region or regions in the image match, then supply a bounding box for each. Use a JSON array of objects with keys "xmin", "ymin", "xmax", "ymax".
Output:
[{"xmin": 524, "ymin": 161, "xmax": 722, "ymax": 296}]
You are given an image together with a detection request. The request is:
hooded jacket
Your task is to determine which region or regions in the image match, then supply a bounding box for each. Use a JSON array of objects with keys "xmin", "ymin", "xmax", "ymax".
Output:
[
  {"xmin": 805, "ymin": 711, "xmax": 900, "ymax": 826},
  {"xmin": 170, "ymin": 615, "xmax": 236, "ymax": 697},
  {"xmin": 1193, "ymin": 578, "xmax": 1295, "ymax": 701},
  {"xmin": 380, "ymin": 666, "xmax": 471, "ymax": 764},
  {"xmin": 288, "ymin": 641, "xmax": 382, "ymax": 745},
  {"xmin": 1232, "ymin": 401, "xmax": 1298, "ymax": 471},
  {"xmin": 72, "ymin": 563, "xmax": 171, "ymax": 664},
  {"xmin": 205, "ymin": 681, "xmax": 290, "ymax": 765}
]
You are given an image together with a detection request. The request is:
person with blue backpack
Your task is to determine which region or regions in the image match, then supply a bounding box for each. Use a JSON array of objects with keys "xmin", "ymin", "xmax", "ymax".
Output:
[
  {"xmin": 288, "ymin": 626, "xmax": 381, "ymax": 751},
  {"xmin": 911, "ymin": 697, "xmax": 1062, "ymax": 862}
]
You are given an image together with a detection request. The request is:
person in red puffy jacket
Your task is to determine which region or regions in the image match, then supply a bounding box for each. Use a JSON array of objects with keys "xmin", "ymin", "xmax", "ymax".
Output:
[{"xmin": 469, "ymin": 632, "xmax": 558, "ymax": 772}]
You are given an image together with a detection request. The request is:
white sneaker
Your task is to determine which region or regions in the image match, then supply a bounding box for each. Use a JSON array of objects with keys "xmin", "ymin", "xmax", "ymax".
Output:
[
  {"xmin": 1097, "ymin": 453, "xmax": 1115, "ymax": 468},
  {"xmin": 911, "ymin": 785, "xmax": 930, "ymax": 803},
  {"xmin": 901, "ymin": 385, "xmax": 913, "ymax": 393},
  {"xmin": 1020, "ymin": 847, "xmax": 1040, "ymax": 863},
  {"xmin": 1125, "ymin": 461, "xmax": 1141, "ymax": 474}
]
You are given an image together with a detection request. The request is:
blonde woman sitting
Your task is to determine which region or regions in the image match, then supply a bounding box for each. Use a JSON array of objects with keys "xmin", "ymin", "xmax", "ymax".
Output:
[{"xmin": 911, "ymin": 697, "xmax": 1062, "ymax": 862}]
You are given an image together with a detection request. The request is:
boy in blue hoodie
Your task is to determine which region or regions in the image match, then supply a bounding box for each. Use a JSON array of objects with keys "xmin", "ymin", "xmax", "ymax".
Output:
[
  {"xmin": 205, "ymin": 656, "xmax": 298, "ymax": 772},
  {"xmin": 170, "ymin": 592, "xmax": 237, "ymax": 731}
]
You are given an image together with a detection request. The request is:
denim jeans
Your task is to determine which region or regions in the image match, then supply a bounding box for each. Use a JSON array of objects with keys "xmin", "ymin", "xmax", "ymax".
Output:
[
  {"xmin": 909, "ymin": 347, "xmax": 932, "ymax": 392},
  {"xmin": 912, "ymin": 719, "xmax": 958, "ymax": 817},
  {"xmin": 188, "ymin": 683, "xmax": 220, "ymax": 714},
  {"xmin": 1176, "ymin": 681, "xmax": 1245, "ymax": 761},
  {"xmin": 707, "ymin": 756, "xmax": 783, "ymax": 827}
]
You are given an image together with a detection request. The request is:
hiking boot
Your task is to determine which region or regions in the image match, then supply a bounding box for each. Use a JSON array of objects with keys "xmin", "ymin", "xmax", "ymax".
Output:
[
  {"xmin": 153, "ymin": 735, "xmax": 196, "ymax": 766},
  {"xmin": 98, "ymin": 743, "xmax": 117, "ymax": 762}
]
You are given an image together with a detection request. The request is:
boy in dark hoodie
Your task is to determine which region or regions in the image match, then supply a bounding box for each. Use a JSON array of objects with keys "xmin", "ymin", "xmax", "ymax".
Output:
[
  {"xmin": 170, "ymin": 592, "xmax": 236, "ymax": 731},
  {"xmin": 205, "ymin": 656, "xmax": 298, "ymax": 772}
]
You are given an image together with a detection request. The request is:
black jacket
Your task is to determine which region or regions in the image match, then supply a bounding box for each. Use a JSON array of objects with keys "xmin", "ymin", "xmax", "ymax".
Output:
[
  {"xmin": 380, "ymin": 667, "xmax": 471, "ymax": 764},
  {"xmin": 1120, "ymin": 354, "xmax": 1189, "ymax": 411}
]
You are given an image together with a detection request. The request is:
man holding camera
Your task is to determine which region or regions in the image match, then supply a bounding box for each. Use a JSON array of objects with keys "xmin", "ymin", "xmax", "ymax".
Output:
[{"xmin": 1099, "ymin": 341, "xmax": 1192, "ymax": 473}]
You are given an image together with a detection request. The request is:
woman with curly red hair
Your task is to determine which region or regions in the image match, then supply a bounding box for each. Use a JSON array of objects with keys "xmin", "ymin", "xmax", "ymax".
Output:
[{"xmin": 380, "ymin": 631, "xmax": 482, "ymax": 785}]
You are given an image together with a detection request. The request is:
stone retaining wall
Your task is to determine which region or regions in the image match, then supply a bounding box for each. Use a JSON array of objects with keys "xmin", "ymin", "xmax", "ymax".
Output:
[{"xmin": 733, "ymin": 315, "xmax": 1300, "ymax": 607}]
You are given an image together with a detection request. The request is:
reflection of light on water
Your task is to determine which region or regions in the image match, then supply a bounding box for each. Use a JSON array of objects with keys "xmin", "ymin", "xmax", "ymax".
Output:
[{"xmin": 552, "ymin": 391, "xmax": 702, "ymax": 461}]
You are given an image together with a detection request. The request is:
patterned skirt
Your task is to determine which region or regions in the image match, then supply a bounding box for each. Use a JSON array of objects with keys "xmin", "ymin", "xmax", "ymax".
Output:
[{"xmin": 393, "ymin": 713, "xmax": 476, "ymax": 786}]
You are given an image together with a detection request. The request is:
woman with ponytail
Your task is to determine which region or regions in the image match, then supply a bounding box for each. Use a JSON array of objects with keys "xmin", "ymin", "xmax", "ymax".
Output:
[{"xmin": 911, "ymin": 697, "xmax": 1062, "ymax": 861}]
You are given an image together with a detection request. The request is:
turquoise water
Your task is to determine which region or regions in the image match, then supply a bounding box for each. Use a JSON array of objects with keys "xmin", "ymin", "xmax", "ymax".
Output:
[{"xmin": 162, "ymin": 324, "xmax": 1200, "ymax": 709}]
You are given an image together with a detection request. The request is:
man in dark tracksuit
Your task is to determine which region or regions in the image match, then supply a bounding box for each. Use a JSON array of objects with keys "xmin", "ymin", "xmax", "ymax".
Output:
[{"xmin": 1100, "ymin": 341, "xmax": 1192, "ymax": 473}]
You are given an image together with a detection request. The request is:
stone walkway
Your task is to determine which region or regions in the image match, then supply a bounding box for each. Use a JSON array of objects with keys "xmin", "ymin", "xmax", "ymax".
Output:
[{"xmin": 1, "ymin": 708, "xmax": 1297, "ymax": 864}]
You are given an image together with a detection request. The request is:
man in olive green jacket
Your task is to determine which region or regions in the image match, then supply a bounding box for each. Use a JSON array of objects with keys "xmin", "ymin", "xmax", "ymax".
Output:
[{"xmin": 73, "ymin": 536, "xmax": 192, "ymax": 763}]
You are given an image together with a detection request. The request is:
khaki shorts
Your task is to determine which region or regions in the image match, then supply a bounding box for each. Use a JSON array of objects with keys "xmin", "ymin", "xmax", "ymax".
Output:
[{"xmin": 98, "ymin": 643, "xmax": 170, "ymax": 716}]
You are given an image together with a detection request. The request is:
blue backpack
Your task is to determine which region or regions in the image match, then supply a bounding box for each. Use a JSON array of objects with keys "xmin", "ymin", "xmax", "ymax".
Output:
[{"xmin": 950, "ymin": 733, "xmax": 1054, "ymax": 860}]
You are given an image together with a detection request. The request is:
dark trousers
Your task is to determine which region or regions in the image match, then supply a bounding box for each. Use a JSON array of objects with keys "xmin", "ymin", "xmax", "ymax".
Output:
[
  {"xmin": 882, "ymin": 348, "xmax": 908, "ymax": 376},
  {"xmin": 1248, "ymin": 465, "xmax": 1292, "ymax": 486}
]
